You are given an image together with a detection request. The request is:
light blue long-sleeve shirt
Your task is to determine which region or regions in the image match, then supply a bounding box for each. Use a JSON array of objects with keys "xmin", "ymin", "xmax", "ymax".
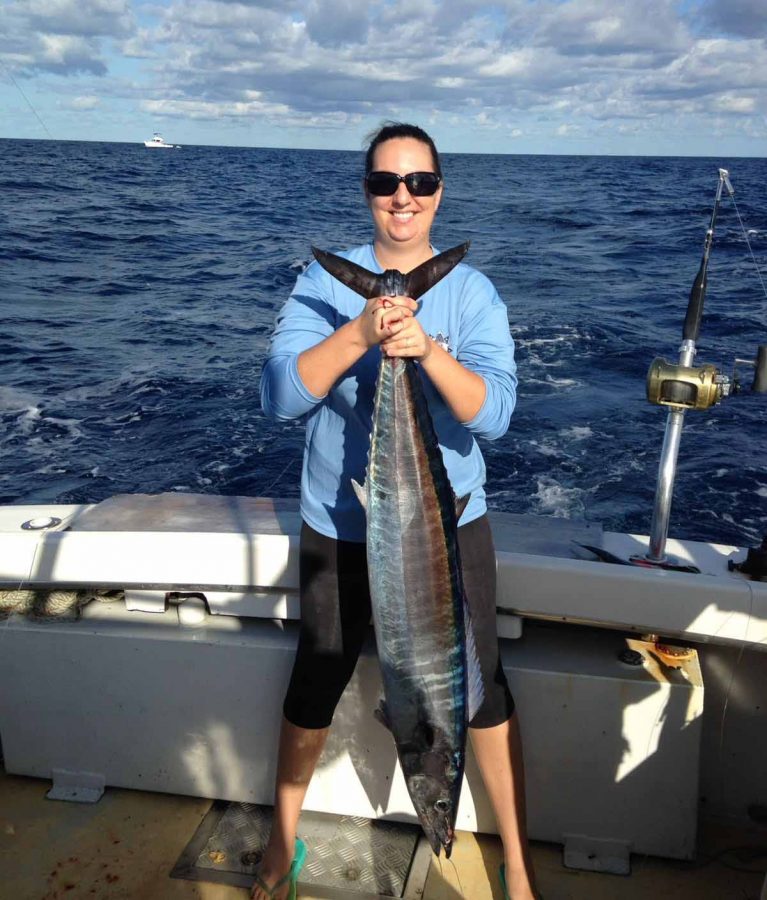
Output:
[{"xmin": 260, "ymin": 243, "xmax": 517, "ymax": 541}]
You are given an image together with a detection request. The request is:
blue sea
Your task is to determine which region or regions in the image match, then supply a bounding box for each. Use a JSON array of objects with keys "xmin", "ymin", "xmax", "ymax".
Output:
[{"xmin": 1, "ymin": 139, "xmax": 765, "ymax": 546}]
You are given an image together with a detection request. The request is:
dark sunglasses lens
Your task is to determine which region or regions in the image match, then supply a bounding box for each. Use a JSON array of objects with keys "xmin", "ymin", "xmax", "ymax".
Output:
[
  {"xmin": 366, "ymin": 172, "xmax": 441, "ymax": 196},
  {"xmin": 406, "ymin": 173, "xmax": 441, "ymax": 196},
  {"xmin": 366, "ymin": 173, "xmax": 400, "ymax": 195}
]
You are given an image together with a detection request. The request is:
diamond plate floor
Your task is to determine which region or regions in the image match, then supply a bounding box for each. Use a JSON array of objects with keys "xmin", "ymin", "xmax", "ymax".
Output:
[{"xmin": 171, "ymin": 802, "xmax": 432, "ymax": 899}]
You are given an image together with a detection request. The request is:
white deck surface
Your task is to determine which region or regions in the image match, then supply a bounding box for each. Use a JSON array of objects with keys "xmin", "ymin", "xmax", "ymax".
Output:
[{"xmin": 0, "ymin": 494, "xmax": 763, "ymax": 648}]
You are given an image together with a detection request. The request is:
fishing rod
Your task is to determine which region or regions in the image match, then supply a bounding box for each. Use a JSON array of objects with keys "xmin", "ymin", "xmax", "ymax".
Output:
[{"xmin": 640, "ymin": 168, "xmax": 767, "ymax": 568}]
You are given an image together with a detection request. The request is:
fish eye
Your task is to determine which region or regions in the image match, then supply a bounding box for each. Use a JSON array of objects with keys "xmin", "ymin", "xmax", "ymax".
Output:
[{"xmin": 434, "ymin": 799, "xmax": 450, "ymax": 813}]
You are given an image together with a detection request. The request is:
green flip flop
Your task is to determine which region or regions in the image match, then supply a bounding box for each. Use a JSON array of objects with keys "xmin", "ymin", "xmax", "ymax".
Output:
[
  {"xmin": 499, "ymin": 863, "xmax": 543, "ymax": 900},
  {"xmin": 499, "ymin": 863, "xmax": 509, "ymax": 900},
  {"xmin": 252, "ymin": 838, "xmax": 307, "ymax": 900}
]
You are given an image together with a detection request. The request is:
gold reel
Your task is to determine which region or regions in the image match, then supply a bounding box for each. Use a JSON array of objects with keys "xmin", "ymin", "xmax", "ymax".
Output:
[{"xmin": 646, "ymin": 357, "xmax": 726, "ymax": 410}]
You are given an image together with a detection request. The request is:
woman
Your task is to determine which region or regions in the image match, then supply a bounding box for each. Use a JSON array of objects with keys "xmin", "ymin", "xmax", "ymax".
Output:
[{"xmin": 257, "ymin": 122, "xmax": 538, "ymax": 900}]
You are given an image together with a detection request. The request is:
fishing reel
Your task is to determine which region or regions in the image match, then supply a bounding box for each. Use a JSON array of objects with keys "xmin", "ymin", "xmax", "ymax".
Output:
[
  {"xmin": 647, "ymin": 344, "xmax": 767, "ymax": 411},
  {"xmin": 642, "ymin": 167, "xmax": 767, "ymax": 567}
]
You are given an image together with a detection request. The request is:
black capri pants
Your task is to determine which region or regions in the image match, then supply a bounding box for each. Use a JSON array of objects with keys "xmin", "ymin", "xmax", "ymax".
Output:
[{"xmin": 283, "ymin": 513, "xmax": 515, "ymax": 730}]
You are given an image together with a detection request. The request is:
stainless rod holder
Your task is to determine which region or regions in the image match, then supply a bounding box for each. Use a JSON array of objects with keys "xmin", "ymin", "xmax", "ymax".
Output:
[{"xmin": 647, "ymin": 407, "xmax": 686, "ymax": 562}]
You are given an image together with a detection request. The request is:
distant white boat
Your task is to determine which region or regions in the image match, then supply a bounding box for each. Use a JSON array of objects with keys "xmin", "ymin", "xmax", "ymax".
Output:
[{"xmin": 144, "ymin": 133, "xmax": 180, "ymax": 149}]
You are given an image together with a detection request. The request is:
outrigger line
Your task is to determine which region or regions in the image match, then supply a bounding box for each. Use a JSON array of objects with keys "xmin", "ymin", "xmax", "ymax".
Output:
[
  {"xmin": 728, "ymin": 188, "xmax": 767, "ymax": 316},
  {"xmin": 0, "ymin": 59, "xmax": 54, "ymax": 140}
]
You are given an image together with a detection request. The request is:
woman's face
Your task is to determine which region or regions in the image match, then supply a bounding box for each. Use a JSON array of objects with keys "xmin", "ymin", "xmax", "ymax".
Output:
[{"xmin": 366, "ymin": 137, "xmax": 442, "ymax": 252}]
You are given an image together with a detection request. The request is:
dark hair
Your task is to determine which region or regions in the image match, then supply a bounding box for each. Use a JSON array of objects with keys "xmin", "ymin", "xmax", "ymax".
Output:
[{"xmin": 364, "ymin": 122, "xmax": 442, "ymax": 178}]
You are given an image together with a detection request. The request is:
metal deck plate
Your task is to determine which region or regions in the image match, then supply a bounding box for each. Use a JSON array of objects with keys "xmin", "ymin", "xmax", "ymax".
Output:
[{"xmin": 171, "ymin": 801, "xmax": 432, "ymax": 899}]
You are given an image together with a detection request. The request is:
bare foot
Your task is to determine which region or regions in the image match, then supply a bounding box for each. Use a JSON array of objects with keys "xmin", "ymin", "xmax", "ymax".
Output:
[{"xmin": 250, "ymin": 842, "xmax": 294, "ymax": 900}]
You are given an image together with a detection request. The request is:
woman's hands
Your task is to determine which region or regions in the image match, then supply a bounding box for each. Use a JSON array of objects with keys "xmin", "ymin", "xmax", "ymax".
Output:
[
  {"xmin": 357, "ymin": 295, "xmax": 416, "ymax": 348},
  {"xmin": 298, "ymin": 293, "xmax": 481, "ymax": 416},
  {"xmin": 296, "ymin": 294, "xmax": 421, "ymax": 398},
  {"xmin": 363, "ymin": 297, "xmax": 432, "ymax": 361},
  {"xmin": 371, "ymin": 297, "xmax": 485, "ymax": 421}
]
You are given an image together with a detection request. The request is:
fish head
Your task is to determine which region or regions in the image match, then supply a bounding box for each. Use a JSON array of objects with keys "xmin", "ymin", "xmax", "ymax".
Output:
[
  {"xmin": 405, "ymin": 769, "xmax": 458, "ymax": 857},
  {"xmin": 402, "ymin": 743, "xmax": 463, "ymax": 858}
]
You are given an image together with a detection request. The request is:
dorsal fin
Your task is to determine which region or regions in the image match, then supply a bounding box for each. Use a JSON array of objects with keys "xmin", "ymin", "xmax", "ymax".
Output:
[{"xmin": 311, "ymin": 242, "xmax": 470, "ymax": 300}]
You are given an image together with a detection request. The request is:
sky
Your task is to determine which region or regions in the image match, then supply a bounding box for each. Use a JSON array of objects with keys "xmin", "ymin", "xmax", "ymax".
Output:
[{"xmin": 1, "ymin": 0, "xmax": 766, "ymax": 155}]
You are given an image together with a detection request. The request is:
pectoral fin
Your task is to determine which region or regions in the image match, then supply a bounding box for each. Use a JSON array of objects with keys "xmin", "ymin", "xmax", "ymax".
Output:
[
  {"xmin": 352, "ymin": 478, "xmax": 367, "ymax": 511},
  {"xmin": 374, "ymin": 700, "xmax": 391, "ymax": 731},
  {"xmin": 455, "ymin": 493, "xmax": 470, "ymax": 521}
]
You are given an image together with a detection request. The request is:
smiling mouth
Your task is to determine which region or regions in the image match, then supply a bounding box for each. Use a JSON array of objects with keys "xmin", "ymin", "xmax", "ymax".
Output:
[{"xmin": 392, "ymin": 211, "xmax": 414, "ymax": 220}]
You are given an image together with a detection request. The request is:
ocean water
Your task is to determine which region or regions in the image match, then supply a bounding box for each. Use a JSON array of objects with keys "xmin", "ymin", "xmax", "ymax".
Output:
[{"xmin": 1, "ymin": 139, "xmax": 765, "ymax": 546}]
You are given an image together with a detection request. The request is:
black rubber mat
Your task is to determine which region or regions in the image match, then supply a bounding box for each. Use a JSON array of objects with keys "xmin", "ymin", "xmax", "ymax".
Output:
[{"xmin": 171, "ymin": 801, "xmax": 432, "ymax": 899}]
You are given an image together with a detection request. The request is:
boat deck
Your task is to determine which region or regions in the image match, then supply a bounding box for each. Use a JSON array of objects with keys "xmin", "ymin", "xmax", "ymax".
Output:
[{"xmin": 3, "ymin": 760, "xmax": 765, "ymax": 900}]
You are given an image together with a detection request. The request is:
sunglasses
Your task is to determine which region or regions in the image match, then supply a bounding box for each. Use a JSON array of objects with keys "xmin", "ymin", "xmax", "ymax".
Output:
[{"xmin": 365, "ymin": 170, "xmax": 442, "ymax": 197}]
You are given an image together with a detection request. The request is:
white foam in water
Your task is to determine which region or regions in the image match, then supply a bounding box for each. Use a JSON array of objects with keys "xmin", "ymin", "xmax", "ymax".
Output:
[
  {"xmin": 534, "ymin": 476, "xmax": 587, "ymax": 519},
  {"xmin": 18, "ymin": 406, "xmax": 42, "ymax": 435},
  {"xmin": 0, "ymin": 385, "xmax": 40, "ymax": 411},
  {"xmin": 35, "ymin": 463, "xmax": 68, "ymax": 476},
  {"xmin": 528, "ymin": 439, "xmax": 562, "ymax": 458},
  {"xmin": 560, "ymin": 426, "xmax": 593, "ymax": 441},
  {"xmin": 524, "ymin": 334, "xmax": 578, "ymax": 347},
  {"xmin": 45, "ymin": 415, "xmax": 84, "ymax": 437},
  {"xmin": 544, "ymin": 374, "xmax": 579, "ymax": 388},
  {"xmin": 524, "ymin": 373, "xmax": 581, "ymax": 389},
  {"xmin": 58, "ymin": 379, "xmax": 120, "ymax": 402}
]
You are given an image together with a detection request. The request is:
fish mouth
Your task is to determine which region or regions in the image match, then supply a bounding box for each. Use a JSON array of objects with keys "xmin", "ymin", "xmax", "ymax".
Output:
[{"xmin": 421, "ymin": 820, "xmax": 454, "ymax": 858}]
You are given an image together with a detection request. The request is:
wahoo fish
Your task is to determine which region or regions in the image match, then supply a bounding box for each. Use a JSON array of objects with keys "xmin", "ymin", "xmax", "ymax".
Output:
[{"xmin": 311, "ymin": 242, "xmax": 484, "ymax": 858}]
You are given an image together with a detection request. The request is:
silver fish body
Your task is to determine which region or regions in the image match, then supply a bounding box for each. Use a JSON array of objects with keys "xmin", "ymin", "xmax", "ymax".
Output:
[
  {"xmin": 362, "ymin": 353, "xmax": 476, "ymax": 857},
  {"xmin": 311, "ymin": 242, "xmax": 482, "ymax": 857}
]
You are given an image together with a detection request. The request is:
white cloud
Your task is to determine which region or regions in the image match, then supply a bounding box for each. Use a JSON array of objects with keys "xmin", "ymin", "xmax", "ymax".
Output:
[
  {"xmin": 712, "ymin": 94, "xmax": 756, "ymax": 115},
  {"xmin": 635, "ymin": 38, "xmax": 767, "ymax": 101},
  {"xmin": 25, "ymin": 0, "xmax": 134, "ymax": 37},
  {"xmin": 533, "ymin": 0, "xmax": 687, "ymax": 59},
  {"xmin": 0, "ymin": 0, "xmax": 135, "ymax": 75},
  {"xmin": 67, "ymin": 94, "xmax": 101, "ymax": 109},
  {"xmin": 37, "ymin": 34, "xmax": 108, "ymax": 75},
  {"xmin": 140, "ymin": 96, "xmax": 292, "ymax": 119}
]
